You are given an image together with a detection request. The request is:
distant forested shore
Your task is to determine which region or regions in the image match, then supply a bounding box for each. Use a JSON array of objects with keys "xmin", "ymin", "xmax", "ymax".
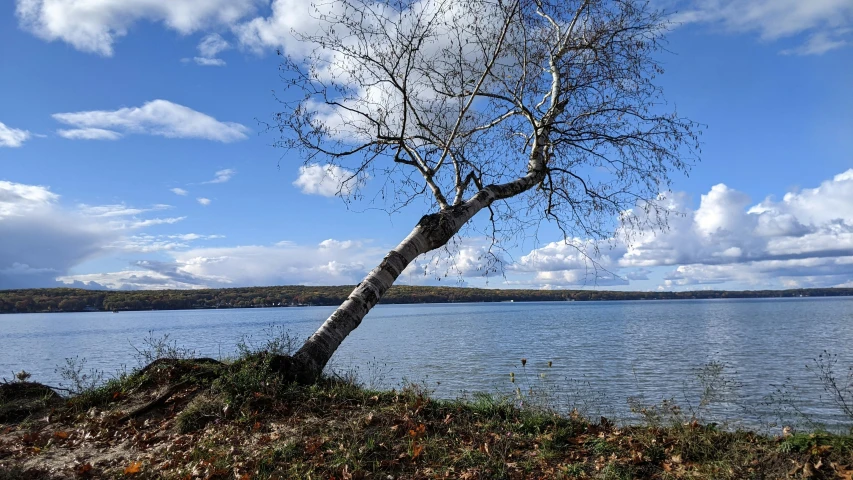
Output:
[{"xmin": 1, "ymin": 285, "xmax": 852, "ymax": 314}]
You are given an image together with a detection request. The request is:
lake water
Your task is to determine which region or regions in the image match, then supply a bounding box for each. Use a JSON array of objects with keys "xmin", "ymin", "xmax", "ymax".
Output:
[{"xmin": 2, "ymin": 297, "xmax": 852, "ymax": 431}]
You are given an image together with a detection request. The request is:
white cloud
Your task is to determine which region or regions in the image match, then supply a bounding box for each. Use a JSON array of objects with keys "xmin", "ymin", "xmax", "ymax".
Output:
[
  {"xmin": 118, "ymin": 233, "xmax": 224, "ymax": 253},
  {"xmin": 0, "ymin": 181, "xmax": 116, "ymax": 289},
  {"xmin": 60, "ymin": 238, "xmax": 383, "ymax": 289},
  {"xmin": 78, "ymin": 203, "xmax": 171, "ymax": 218},
  {"xmin": 57, "ymin": 270, "xmax": 208, "ymax": 290},
  {"xmin": 127, "ymin": 217, "xmax": 186, "ymax": 228},
  {"xmin": 0, "ymin": 121, "xmax": 32, "ymax": 147},
  {"xmin": 53, "ymin": 100, "xmax": 249, "ymax": 142},
  {"xmin": 235, "ymin": 0, "xmax": 331, "ymax": 54},
  {"xmin": 57, "ymin": 127, "xmax": 122, "ymax": 140},
  {"xmin": 780, "ymin": 31, "xmax": 850, "ymax": 55},
  {"xmin": 672, "ymin": 0, "xmax": 853, "ymax": 55},
  {"xmin": 0, "ymin": 180, "xmax": 213, "ymax": 288},
  {"xmin": 0, "ymin": 180, "xmax": 59, "ymax": 216},
  {"xmin": 197, "ymin": 197, "xmax": 211, "ymax": 206},
  {"xmin": 193, "ymin": 57, "xmax": 226, "ymax": 66},
  {"xmin": 515, "ymin": 168, "xmax": 853, "ymax": 290},
  {"xmin": 293, "ymin": 163, "xmax": 362, "ymax": 197},
  {"xmin": 198, "ymin": 33, "xmax": 229, "ymax": 57},
  {"xmin": 171, "ymin": 187, "xmax": 189, "ymax": 196},
  {"xmin": 236, "ymin": 0, "xmax": 511, "ymax": 145},
  {"xmin": 510, "ymin": 239, "xmax": 628, "ymax": 287},
  {"xmin": 202, "ymin": 168, "xmax": 236, "ymax": 184},
  {"xmin": 16, "ymin": 0, "xmax": 260, "ymax": 56},
  {"xmin": 191, "ymin": 33, "xmax": 229, "ymax": 66}
]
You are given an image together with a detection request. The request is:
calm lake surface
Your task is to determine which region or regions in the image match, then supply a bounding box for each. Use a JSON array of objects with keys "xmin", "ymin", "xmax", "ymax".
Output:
[{"xmin": 2, "ymin": 297, "xmax": 852, "ymax": 430}]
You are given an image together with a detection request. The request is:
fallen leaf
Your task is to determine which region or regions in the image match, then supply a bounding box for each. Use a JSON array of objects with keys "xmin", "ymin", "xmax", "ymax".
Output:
[
  {"xmin": 803, "ymin": 461, "xmax": 816, "ymax": 479},
  {"xmin": 54, "ymin": 431, "xmax": 69, "ymax": 439},
  {"xmin": 412, "ymin": 442, "xmax": 424, "ymax": 459},
  {"xmin": 124, "ymin": 461, "xmax": 142, "ymax": 475},
  {"xmin": 833, "ymin": 463, "xmax": 853, "ymax": 480}
]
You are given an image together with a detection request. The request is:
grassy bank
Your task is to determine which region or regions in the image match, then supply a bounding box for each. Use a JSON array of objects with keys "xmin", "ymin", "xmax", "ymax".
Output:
[{"xmin": 2, "ymin": 345, "xmax": 853, "ymax": 478}]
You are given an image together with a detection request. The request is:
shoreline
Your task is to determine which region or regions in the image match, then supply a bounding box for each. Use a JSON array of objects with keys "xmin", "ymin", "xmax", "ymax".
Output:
[{"xmin": 2, "ymin": 286, "xmax": 852, "ymax": 315}]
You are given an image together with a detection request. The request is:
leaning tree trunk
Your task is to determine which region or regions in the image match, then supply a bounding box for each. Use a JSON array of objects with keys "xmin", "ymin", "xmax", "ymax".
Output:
[{"xmin": 288, "ymin": 139, "xmax": 550, "ymax": 382}]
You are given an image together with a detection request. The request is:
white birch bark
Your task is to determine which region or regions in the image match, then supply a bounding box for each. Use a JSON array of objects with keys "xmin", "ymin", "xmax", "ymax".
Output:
[{"xmin": 292, "ymin": 136, "xmax": 550, "ymax": 378}]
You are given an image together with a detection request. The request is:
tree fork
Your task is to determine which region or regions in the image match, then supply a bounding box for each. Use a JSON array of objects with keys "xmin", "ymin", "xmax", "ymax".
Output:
[{"xmin": 286, "ymin": 163, "xmax": 548, "ymax": 382}]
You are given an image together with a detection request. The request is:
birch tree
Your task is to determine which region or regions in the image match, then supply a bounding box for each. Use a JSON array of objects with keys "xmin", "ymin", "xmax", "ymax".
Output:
[{"xmin": 272, "ymin": 0, "xmax": 700, "ymax": 381}]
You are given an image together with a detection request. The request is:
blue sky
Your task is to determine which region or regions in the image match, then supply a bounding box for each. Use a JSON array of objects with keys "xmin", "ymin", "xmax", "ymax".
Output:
[{"xmin": 1, "ymin": 0, "xmax": 851, "ymax": 292}]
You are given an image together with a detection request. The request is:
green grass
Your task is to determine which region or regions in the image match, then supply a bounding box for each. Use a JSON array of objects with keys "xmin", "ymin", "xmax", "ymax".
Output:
[{"xmin": 4, "ymin": 345, "xmax": 853, "ymax": 479}]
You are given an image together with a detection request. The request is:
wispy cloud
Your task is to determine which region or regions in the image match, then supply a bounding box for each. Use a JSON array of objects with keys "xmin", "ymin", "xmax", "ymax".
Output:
[
  {"xmin": 671, "ymin": 0, "xmax": 853, "ymax": 55},
  {"xmin": 197, "ymin": 197, "xmax": 211, "ymax": 206},
  {"xmin": 192, "ymin": 57, "xmax": 226, "ymax": 66},
  {"xmin": 171, "ymin": 188, "xmax": 189, "ymax": 196},
  {"xmin": 57, "ymin": 127, "xmax": 122, "ymax": 140},
  {"xmin": 203, "ymin": 168, "xmax": 236, "ymax": 184},
  {"xmin": 0, "ymin": 121, "xmax": 32, "ymax": 147},
  {"xmin": 780, "ymin": 31, "xmax": 850, "ymax": 55},
  {"xmin": 118, "ymin": 233, "xmax": 225, "ymax": 253},
  {"xmin": 127, "ymin": 217, "xmax": 187, "ymax": 228},
  {"xmin": 78, "ymin": 204, "xmax": 172, "ymax": 218},
  {"xmin": 192, "ymin": 33, "xmax": 229, "ymax": 66},
  {"xmin": 53, "ymin": 100, "xmax": 249, "ymax": 142}
]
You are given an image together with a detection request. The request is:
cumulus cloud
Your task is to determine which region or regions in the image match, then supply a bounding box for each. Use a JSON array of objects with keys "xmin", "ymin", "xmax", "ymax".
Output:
[
  {"xmin": 0, "ymin": 121, "xmax": 32, "ymax": 147},
  {"xmin": 53, "ymin": 100, "xmax": 249, "ymax": 142},
  {"xmin": 197, "ymin": 197, "xmax": 211, "ymax": 206},
  {"xmin": 293, "ymin": 164, "xmax": 361, "ymax": 197},
  {"xmin": 511, "ymin": 239, "xmax": 628, "ymax": 287},
  {"xmin": 202, "ymin": 168, "xmax": 236, "ymax": 184},
  {"xmin": 15, "ymin": 0, "xmax": 260, "ymax": 56},
  {"xmin": 234, "ymin": 0, "xmax": 328, "ymax": 54},
  {"xmin": 236, "ymin": 0, "xmax": 514, "ymax": 146},
  {"xmin": 515, "ymin": 169, "xmax": 853, "ymax": 289},
  {"xmin": 171, "ymin": 188, "xmax": 188, "ymax": 196},
  {"xmin": 671, "ymin": 0, "xmax": 853, "ymax": 55}
]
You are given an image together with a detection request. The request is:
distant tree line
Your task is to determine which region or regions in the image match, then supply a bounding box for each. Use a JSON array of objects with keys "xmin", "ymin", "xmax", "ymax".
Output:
[{"xmin": 0, "ymin": 286, "xmax": 851, "ymax": 314}]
